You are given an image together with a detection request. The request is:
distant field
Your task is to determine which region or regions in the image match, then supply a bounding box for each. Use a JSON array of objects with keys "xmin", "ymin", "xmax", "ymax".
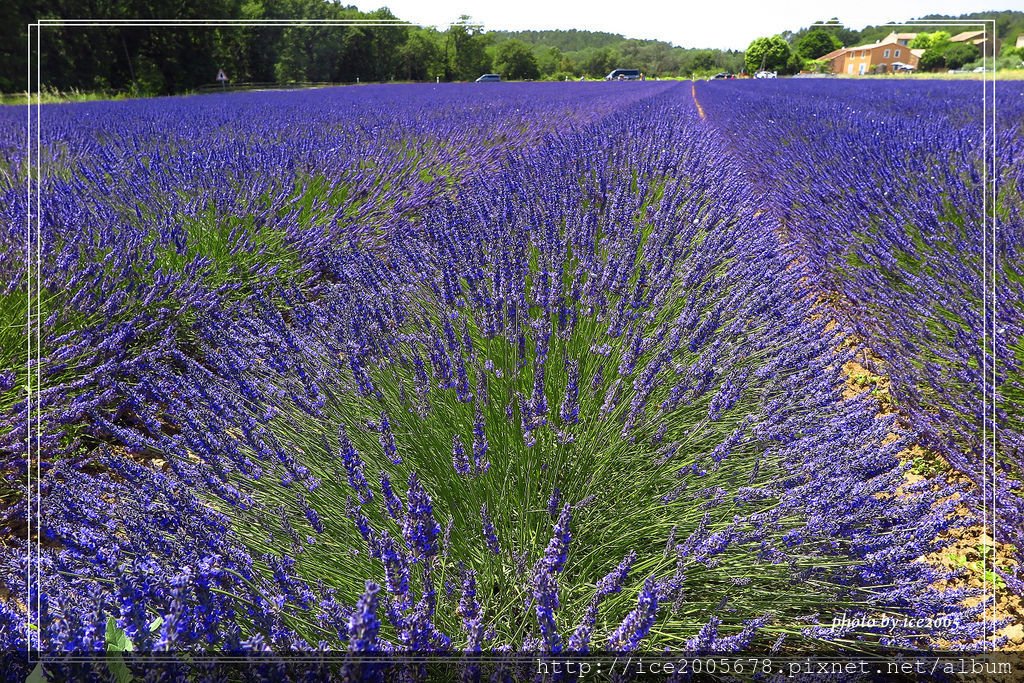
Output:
[{"xmin": 4, "ymin": 69, "xmax": 1024, "ymax": 105}]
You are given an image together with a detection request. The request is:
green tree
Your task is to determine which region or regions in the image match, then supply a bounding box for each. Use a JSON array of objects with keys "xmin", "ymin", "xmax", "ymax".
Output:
[
  {"xmin": 532, "ymin": 45, "xmax": 563, "ymax": 78},
  {"xmin": 943, "ymin": 42, "xmax": 980, "ymax": 69},
  {"xmin": 362, "ymin": 8, "xmax": 408, "ymax": 82},
  {"xmin": 447, "ymin": 16, "xmax": 492, "ymax": 80},
  {"xmin": 918, "ymin": 48, "xmax": 947, "ymax": 71},
  {"xmin": 786, "ymin": 51, "xmax": 806, "ymax": 74},
  {"xmin": 274, "ymin": 0, "xmax": 344, "ymax": 83},
  {"xmin": 399, "ymin": 28, "xmax": 444, "ymax": 81},
  {"xmin": 910, "ymin": 31, "xmax": 951, "ymax": 49},
  {"xmin": 857, "ymin": 25, "xmax": 895, "ymax": 45},
  {"xmin": 577, "ymin": 46, "xmax": 623, "ymax": 77},
  {"xmin": 232, "ymin": 0, "xmax": 292, "ymax": 83},
  {"xmin": 640, "ymin": 42, "xmax": 681, "ymax": 75},
  {"xmin": 810, "ymin": 18, "xmax": 860, "ymax": 47},
  {"xmin": 796, "ymin": 29, "xmax": 842, "ymax": 59},
  {"xmin": 744, "ymin": 35, "xmax": 792, "ymax": 74},
  {"xmin": 682, "ymin": 49, "xmax": 720, "ymax": 75},
  {"xmin": 493, "ymin": 39, "xmax": 540, "ymax": 80}
]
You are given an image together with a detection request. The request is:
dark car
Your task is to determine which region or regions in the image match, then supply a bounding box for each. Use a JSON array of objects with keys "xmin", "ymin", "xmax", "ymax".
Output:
[
  {"xmin": 708, "ymin": 72, "xmax": 731, "ymax": 81},
  {"xmin": 605, "ymin": 69, "xmax": 642, "ymax": 81},
  {"xmin": 475, "ymin": 74, "xmax": 501, "ymax": 82}
]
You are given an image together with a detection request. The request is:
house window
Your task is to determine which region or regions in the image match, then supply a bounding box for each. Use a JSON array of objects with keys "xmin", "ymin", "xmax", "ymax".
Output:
[
  {"xmin": 895, "ymin": 49, "xmax": 901, "ymax": 57},
  {"xmin": 884, "ymin": 49, "xmax": 890, "ymax": 58},
  {"xmin": 848, "ymin": 64, "xmax": 854, "ymax": 74}
]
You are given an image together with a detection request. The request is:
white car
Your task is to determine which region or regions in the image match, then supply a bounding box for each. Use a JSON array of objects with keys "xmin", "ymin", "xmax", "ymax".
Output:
[{"xmin": 754, "ymin": 70, "xmax": 777, "ymax": 79}]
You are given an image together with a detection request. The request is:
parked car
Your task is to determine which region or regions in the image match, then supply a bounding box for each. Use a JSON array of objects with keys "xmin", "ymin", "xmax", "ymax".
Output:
[
  {"xmin": 892, "ymin": 62, "xmax": 915, "ymax": 72},
  {"xmin": 605, "ymin": 69, "xmax": 641, "ymax": 81},
  {"xmin": 475, "ymin": 74, "xmax": 501, "ymax": 82},
  {"xmin": 754, "ymin": 70, "xmax": 777, "ymax": 79},
  {"xmin": 708, "ymin": 72, "xmax": 731, "ymax": 81}
]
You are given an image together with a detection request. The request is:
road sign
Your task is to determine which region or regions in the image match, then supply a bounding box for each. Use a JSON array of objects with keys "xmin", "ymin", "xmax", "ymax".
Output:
[{"xmin": 216, "ymin": 69, "xmax": 228, "ymax": 82}]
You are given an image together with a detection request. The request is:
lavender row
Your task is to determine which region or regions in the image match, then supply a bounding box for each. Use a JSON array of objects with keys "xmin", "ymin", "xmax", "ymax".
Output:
[{"xmin": 697, "ymin": 79, "xmax": 1024, "ymax": 580}]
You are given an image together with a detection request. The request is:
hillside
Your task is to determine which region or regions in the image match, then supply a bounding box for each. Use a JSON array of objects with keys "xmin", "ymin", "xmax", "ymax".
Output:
[{"xmin": 489, "ymin": 29, "xmax": 625, "ymax": 52}]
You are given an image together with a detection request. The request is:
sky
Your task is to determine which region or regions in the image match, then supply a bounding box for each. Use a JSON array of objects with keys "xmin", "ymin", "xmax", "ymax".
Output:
[{"xmin": 372, "ymin": 0, "xmax": 1008, "ymax": 50}]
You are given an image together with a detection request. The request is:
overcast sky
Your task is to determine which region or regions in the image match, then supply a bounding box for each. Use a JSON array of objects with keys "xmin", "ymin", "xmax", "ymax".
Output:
[{"xmin": 373, "ymin": 1, "xmax": 1005, "ymax": 50}]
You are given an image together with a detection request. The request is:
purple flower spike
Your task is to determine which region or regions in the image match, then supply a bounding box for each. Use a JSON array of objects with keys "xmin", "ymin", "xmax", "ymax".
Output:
[
  {"xmin": 547, "ymin": 487, "xmax": 562, "ymax": 519},
  {"xmin": 458, "ymin": 570, "xmax": 484, "ymax": 651},
  {"xmin": 472, "ymin": 403, "xmax": 490, "ymax": 473},
  {"xmin": 347, "ymin": 581, "xmax": 382, "ymax": 652},
  {"xmin": 606, "ymin": 577, "xmax": 659, "ymax": 651},
  {"xmin": 596, "ymin": 550, "xmax": 637, "ymax": 599},
  {"xmin": 452, "ymin": 435, "xmax": 470, "ymax": 476},
  {"xmin": 543, "ymin": 504, "xmax": 573, "ymax": 573},
  {"xmin": 403, "ymin": 472, "xmax": 440, "ymax": 562},
  {"xmin": 379, "ymin": 472, "xmax": 403, "ymax": 520},
  {"xmin": 378, "ymin": 411, "xmax": 401, "ymax": 464},
  {"xmin": 559, "ymin": 360, "xmax": 580, "ymax": 425},
  {"xmin": 480, "ymin": 503, "xmax": 501, "ymax": 555},
  {"xmin": 337, "ymin": 423, "xmax": 372, "ymax": 504}
]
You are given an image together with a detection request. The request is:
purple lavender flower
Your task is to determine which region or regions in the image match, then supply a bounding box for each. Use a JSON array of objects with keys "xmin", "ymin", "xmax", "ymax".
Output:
[
  {"xmin": 567, "ymin": 602, "xmax": 599, "ymax": 653},
  {"xmin": 685, "ymin": 614, "xmax": 768, "ymax": 652},
  {"xmin": 458, "ymin": 570, "xmax": 484, "ymax": 651},
  {"xmin": 480, "ymin": 503, "xmax": 501, "ymax": 555},
  {"xmin": 345, "ymin": 498, "xmax": 376, "ymax": 548},
  {"xmin": 596, "ymin": 550, "xmax": 636, "ymax": 599},
  {"xmin": 347, "ymin": 581, "xmax": 382, "ymax": 652},
  {"xmin": 297, "ymin": 493, "xmax": 324, "ymax": 534},
  {"xmin": 452, "ymin": 434, "xmax": 470, "ymax": 476},
  {"xmin": 590, "ymin": 364, "xmax": 605, "ymax": 394},
  {"xmin": 606, "ymin": 577, "xmax": 659, "ymax": 651},
  {"xmin": 599, "ymin": 378, "xmax": 621, "ymax": 420},
  {"xmin": 337, "ymin": 423, "xmax": 373, "ymax": 504},
  {"xmin": 378, "ymin": 411, "xmax": 401, "ymax": 464},
  {"xmin": 559, "ymin": 360, "xmax": 580, "ymax": 425},
  {"xmin": 379, "ymin": 472, "xmax": 403, "ymax": 520},
  {"xmin": 547, "ymin": 487, "xmax": 562, "ymax": 519},
  {"xmin": 543, "ymin": 504, "xmax": 572, "ymax": 573},
  {"xmin": 403, "ymin": 472, "xmax": 440, "ymax": 562},
  {"xmin": 472, "ymin": 403, "xmax": 490, "ymax": 473},
  {"xmin": 455, "ymin": 351, "xmax": 473, "ymax": 403},
  {"xmin": 532, "ymin": 566, "xmax": 562, "ymax": 653},
  {"xmin": 378, "ymin": 531, "xmax": 412, "ymax": 612}
]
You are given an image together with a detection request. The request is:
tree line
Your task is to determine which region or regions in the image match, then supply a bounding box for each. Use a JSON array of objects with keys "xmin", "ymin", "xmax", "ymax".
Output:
[
  {"xmin": 4, "ymin": 1, "xmax": 492, "ymax": 94},
  {"xmin": 3, "ymin": 1, "xmax": 746, "ymax": 95},
  {"xmin": 488, "ymin": 30, "xmax": 745, "ymax": 81},
  {"xmin": 2, "ymin": 3, "xmax": 1022, "ymax": 95}
]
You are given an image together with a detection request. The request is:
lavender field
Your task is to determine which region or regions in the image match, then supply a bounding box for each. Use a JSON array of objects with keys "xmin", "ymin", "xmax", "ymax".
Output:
[{"xmin": 0, "ymin": 79, "xmax": 1021, "ymax": 670}]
